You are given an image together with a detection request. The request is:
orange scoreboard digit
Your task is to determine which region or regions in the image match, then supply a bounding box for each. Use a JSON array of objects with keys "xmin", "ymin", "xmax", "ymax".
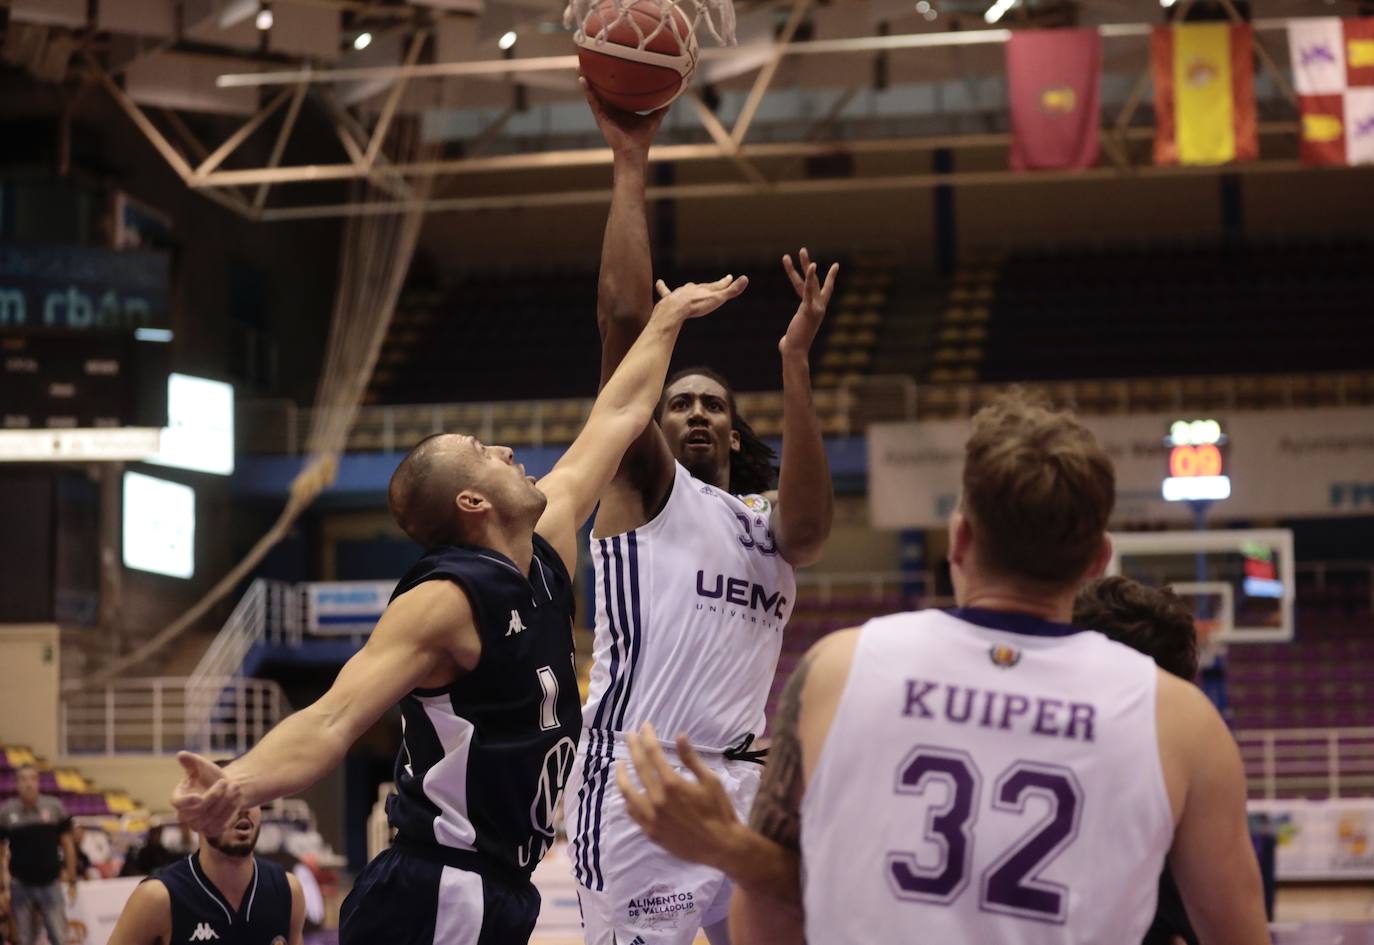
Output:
[{"xmin": 1162, "ymin": 419, "xmax": 1231, "ymax": 502}]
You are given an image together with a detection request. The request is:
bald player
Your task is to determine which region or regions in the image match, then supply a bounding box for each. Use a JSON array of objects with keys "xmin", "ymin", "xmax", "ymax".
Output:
[
  {"xmin": 171, "ymin": 274, "xmax": 746, "ymax": 945},
  {"xmin": 614, "ymin": 392, "xmax": 1270, "ymax": 945}
]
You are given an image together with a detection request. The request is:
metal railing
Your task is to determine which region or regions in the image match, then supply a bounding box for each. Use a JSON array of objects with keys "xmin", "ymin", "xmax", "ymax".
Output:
[
  {"xmin": 60, "ymin": 677, "xmax": 287, "ymax": 757},
  {"xmin": 237, "ymin": 370, "xmax": 1374, "ymax": 456},
  {"xmin": 1236, "ymin": 727, "xmax": 1374, "ymax": 800}
]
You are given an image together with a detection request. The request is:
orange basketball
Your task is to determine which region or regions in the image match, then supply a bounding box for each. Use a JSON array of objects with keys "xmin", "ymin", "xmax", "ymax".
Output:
[{"xmin": 576, "ymin": 0, "xmax": 697, "ymax": 114}]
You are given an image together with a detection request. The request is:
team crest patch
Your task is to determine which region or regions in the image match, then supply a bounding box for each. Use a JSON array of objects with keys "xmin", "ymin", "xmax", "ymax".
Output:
[
  {"xmin": 742, "ymin": 494, "xmax": 771, "ymax": 514},
  {"xmin": 989, "ymin": 644, "xmax": 1022, "ymax": 669}
]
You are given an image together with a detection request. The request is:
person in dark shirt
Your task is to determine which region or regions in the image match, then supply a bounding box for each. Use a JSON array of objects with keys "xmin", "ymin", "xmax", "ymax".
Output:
[
  {"xmin": 1074, "ymin": 575, "xmax": 1203, "ymax": 945},
  {"xmin": 119, "ymin": 825, "xmax": 179, "ymax": 878},
  {"xmin": 0, "ymin": 764, "xmax": 77, "ymax": 945},
  {"xmin": 107, "ymin": 768, "xmax": 303, "ymax": 945}
]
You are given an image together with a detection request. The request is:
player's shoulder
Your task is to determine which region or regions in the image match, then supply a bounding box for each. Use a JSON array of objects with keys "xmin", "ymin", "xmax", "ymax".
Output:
[
  {"xmin": 127, "ymin": 876, "xmax": 173, "ymax": 913},
  {"xmin": 383, "ymin": 578, "xmax": 475, "ymax": 642}
]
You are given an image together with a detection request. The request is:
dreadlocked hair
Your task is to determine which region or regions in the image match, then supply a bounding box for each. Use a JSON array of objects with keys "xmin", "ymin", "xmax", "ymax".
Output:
[{"xmin": 658, "ymin": 365, "xmax": 777, "ymax": 496}]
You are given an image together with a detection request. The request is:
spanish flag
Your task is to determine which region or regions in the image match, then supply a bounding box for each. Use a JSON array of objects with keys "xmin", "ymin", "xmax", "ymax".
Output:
[{"xmin": 1151, "ymin": 23, "xmax": 1258, "ymax": 165}]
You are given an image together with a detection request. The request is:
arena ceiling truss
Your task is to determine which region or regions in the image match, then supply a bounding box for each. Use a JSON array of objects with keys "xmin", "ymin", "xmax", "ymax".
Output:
[{"xmin": 56, "ymin": 0, "xmax": 1372, "ymax": 220}]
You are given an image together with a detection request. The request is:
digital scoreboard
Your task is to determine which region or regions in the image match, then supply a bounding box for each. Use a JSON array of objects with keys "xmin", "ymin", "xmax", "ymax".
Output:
[{"xmin": 1162, "ymin": 418, "xmax": 1231, "ymax": 503}]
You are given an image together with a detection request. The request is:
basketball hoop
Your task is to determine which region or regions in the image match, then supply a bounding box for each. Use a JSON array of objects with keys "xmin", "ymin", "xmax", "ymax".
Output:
[{"xmin": 565, "ymin": 0, "xmax": 737, "ymax": 53}]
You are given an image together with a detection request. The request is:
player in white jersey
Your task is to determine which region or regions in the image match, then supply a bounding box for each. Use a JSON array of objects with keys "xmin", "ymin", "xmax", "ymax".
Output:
[
  {"xmin": 613, "ymin": 391, "xmax": 1271, "ymax": 945},
  {"xmin": 565, "ymin": 82, "xmax": 836, "ymax": 945}
]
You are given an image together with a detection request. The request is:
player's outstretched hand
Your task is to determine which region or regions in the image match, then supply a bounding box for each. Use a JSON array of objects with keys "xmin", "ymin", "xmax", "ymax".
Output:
[
  {"xmin": 171, "ymin": 751, "xmax": 242, "ymax": 837},
  {"xmin": 653, "ymin": 274, "xmax": 748, "ymax": 322},
  {"xmin": 780, "ymin": 248, "xmax": 839, "ymax": 359},
  {"xmin": 616, "ymin": 722, "xmax": 746, "ymax": 871},
  {"xmin": 579, "ymin": 75, "xmax": 667, "ymax": 156}
]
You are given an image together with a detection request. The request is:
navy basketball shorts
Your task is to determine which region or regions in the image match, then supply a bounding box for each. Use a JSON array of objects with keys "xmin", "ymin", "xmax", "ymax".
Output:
[{"xmin": 340, "ymin": 843, "xmax": 540, "ymax": 945}]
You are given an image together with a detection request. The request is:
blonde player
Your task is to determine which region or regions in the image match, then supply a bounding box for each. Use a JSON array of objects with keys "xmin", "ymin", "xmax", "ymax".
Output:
[
  {"xmin": 566, "ymin": 84, "xmax": 835, "ymax": 945},
  {"xmin": 616, "ymin": 392, "xmax": 1271, "ymax": 945}
]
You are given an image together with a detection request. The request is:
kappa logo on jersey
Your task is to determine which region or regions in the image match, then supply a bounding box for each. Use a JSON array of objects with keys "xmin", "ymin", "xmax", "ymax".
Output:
[
  {"xmin": 507, "ymin": 610, "xmax": 528, "ymax": 636},
  {"xmin": 989, "ymin": 643, "xmax": 1022, "ymax": 669},
  {"xmin": 189, "ymin": 923, "xmax": 220, "ymax": 942}
]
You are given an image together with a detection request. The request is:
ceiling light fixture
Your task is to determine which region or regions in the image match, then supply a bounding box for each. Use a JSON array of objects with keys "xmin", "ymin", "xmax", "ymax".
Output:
[
  {"xmin": 354, "ymin": 31, "xmax": 372, "ymax": 50},
  {"xmin": 498, "ymin": 30, "xmax": 518, "ymax": 51},
  {"xmin": 255, "ymin": 5, "xmax": 273, "ymax": 30},
  {"xmin": 984, "ymin": 0, "xmax": 1018, "ymax": 23}
]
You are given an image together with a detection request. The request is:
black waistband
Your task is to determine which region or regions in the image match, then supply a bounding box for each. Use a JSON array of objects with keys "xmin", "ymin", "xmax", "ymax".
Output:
[{"xmin": 391, "ymin": 838, "xmax": 533, "ymax": 888}]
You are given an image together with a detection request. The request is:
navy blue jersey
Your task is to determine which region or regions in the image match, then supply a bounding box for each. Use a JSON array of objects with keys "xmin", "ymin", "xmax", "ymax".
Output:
[
  {"xmin": 386, "ymin": 533, "xmax": 582, "ymax": 876},
  {"xmin": 154, "ymin": 853, "xmax": 291, "ymax": 945}
]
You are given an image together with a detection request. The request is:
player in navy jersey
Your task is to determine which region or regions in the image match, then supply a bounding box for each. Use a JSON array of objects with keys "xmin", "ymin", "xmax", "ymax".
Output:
[
  {"xmin": 170, "ymin": 273, "xmax": 746, "ymax": 945},
  {"xmin": 107, "ymin": 777, "xmax": 303, "ymax": 945}
]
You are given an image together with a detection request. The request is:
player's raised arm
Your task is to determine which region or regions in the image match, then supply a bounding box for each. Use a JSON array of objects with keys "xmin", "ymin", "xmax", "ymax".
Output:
[
  {"xmin": 582, "ymin": 79, "xmax": 664, "ymax": 386},
  {"xmin": 536, "ymin": 274, "xmax": 746, "ymax": 569},
  {"xmin": 171, "ymin": 580, "xmax": 480, "ymax": 836},
  {"xmin": 581, "ymin": 82, "xmax": 682, "ymax": 524},
  {"xmin": 1161, "ymin": 674, "xmax": 1273, "ymax": 945},
  {"xmin": 770, "ymin": 249, "xmax": 837, "ymax": 567}
]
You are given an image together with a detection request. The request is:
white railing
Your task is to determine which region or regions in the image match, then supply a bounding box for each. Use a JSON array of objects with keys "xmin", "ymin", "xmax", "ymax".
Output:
[
  {"xmin": 1236, "ymin": 727, "xmax": 1374, "ymax": 800},
  {"xmin": 60, "ymin": 676, "xmax": 287, "ymax": 757},
  {"xmin": 186, "ymin": 580, "xmax": 306, "ymax": 738}
]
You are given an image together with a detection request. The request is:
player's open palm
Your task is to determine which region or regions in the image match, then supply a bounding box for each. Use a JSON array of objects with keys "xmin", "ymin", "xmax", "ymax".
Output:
[
  {"xmin": 780, "ymin": 247, "xmax": 839, "ymax": 358},
  {"xmin": 654, "ymin": 274, "xmax": 748, "ymax": 321},
  {"xmin": 172, "ymin": 751, "xmax": 241, "ymax": 836}
]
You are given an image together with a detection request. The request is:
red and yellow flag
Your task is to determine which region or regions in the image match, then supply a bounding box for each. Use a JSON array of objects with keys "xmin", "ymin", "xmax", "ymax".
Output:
[{"xmin": 1151, "ymin": 23, "xmax": 1258, "ymax": 165}]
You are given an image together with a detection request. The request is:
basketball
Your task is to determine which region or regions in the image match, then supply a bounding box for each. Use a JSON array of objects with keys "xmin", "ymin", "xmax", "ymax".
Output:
[{"xmin": 576, "ymin": 0, "xmax": 697, "ymax": 114}]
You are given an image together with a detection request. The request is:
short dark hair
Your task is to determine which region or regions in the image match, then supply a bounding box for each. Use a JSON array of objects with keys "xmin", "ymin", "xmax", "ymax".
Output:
[
  {"xmin": 656, "ymin": 366, "xmax": 776, "ymax": 495},
  {"xmin": 388, "ymin": 433, "xmax": 472, "ymax": 547},
  {"xmin": 16, "ymin": 762, "xmax": 37, "ymax": 775},
  {"xmin": 1074, "ymin": 576, "xmax": 1200, "ymax": 680},
  {"xmin": 962, "ymin": 390, "xmax": 1114, "ymax": 587}
]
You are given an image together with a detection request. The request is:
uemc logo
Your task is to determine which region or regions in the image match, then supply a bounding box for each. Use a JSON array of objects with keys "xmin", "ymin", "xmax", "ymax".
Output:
[{"xmin": 696, "ymin": 571, "xmax": 787, "ymax": 617}]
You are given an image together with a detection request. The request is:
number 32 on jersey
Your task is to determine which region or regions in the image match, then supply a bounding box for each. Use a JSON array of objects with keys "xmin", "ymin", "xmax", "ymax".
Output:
[{"xmin": 887, "ymin": 746, "xmax": 1084, "ymax": 925}]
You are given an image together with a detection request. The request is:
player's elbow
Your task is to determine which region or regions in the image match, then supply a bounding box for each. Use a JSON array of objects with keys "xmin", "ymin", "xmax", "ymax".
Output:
[{"xmin": 779, "ymin": 520, "xmax": 830, "ymax": 568}]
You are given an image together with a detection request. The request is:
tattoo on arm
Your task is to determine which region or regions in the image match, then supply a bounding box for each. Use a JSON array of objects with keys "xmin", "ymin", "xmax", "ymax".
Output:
[{"xmin": 749, "ymin": 650, "xmax": 816, "ymax": 851}]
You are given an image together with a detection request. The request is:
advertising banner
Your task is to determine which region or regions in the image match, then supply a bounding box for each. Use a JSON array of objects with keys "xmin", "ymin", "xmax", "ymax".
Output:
[{"xmin": 868, "ymin": 407, "xmax": 1374, "ymax": 529}]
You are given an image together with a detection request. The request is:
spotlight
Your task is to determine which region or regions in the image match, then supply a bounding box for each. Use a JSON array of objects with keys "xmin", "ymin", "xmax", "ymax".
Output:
[
  {"xmin": 923, "ymin": 7, "xmax": 937, "ymax": 18},
  {"xmin": 984, "ymin": 0, "xmax": 1017, "ymax": 23},
  {"xmin": 915, "ymin": 0, "xmax": 930, "ymax": 10},
  {"xmin": 255, "ymin": 5, "xmax": 273, "ymax": 30},
  {"xmin": 498, "ymin": 30, "xmax": 518, "ymax": 50},
  {"xmin": 353, "ymin": 31, "xmax": 372, "ymax": 50}
]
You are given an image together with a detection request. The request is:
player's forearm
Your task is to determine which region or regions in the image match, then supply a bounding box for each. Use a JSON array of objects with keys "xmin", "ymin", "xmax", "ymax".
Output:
[
  {"xmin": 776, "ymin": 353, "xmax": 833, "ymax": 566},
  {"xmin": 589, "ymin": 305, "xmax": 686, "ymax": 434},
  {"xmin": 712, "ymin": 821, "xmax": 803, "ymax": 905},
  {"xmin": 729, "ymin": 886, "xmax": 805, "ymax": 945},
  {"xmin": 596, "ymin": 153, "xmax": 655, "ymax": 382},
  {"xmin": 227, "ymin": 705, "xmax": 352, "ymax": 808}
]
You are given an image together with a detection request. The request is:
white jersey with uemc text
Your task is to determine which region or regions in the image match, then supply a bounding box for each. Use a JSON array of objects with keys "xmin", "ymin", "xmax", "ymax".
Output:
[
  {"xmin": 581, "ymin": 461, "xmax": 797, "ymax": 756},
  {"xmin": 802, "ymin": 608, "xmax": 1175, "ymax": 945}
]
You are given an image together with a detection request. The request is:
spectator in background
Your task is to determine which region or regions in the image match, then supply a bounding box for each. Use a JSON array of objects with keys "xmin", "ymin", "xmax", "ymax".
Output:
[
  {"xmin": 0, "ymin": 764, "xmax": 76, "ymax": 945},
  {"xmin": 119, "ymin": 825, "xmax": 178, "ymax": 878}
]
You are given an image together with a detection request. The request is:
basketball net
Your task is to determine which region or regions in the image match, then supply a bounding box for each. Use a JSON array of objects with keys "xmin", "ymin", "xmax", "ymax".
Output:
[{"xmin": 565, "ymin": 0, "xmax": 737, "ymax": 54}]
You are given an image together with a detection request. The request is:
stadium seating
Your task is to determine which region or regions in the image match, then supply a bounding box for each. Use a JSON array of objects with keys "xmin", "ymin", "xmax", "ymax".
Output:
[
  {"xmin": 0, "ymin": 745, "xmax": 135, "ymax": 817},
  {"xmin": 364, "ymin": 258, "xmax": 854, "ymax": 406},
  {"xmin": 969, "ymin": 239, "xmax": 1374, "ymax": 384}
]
